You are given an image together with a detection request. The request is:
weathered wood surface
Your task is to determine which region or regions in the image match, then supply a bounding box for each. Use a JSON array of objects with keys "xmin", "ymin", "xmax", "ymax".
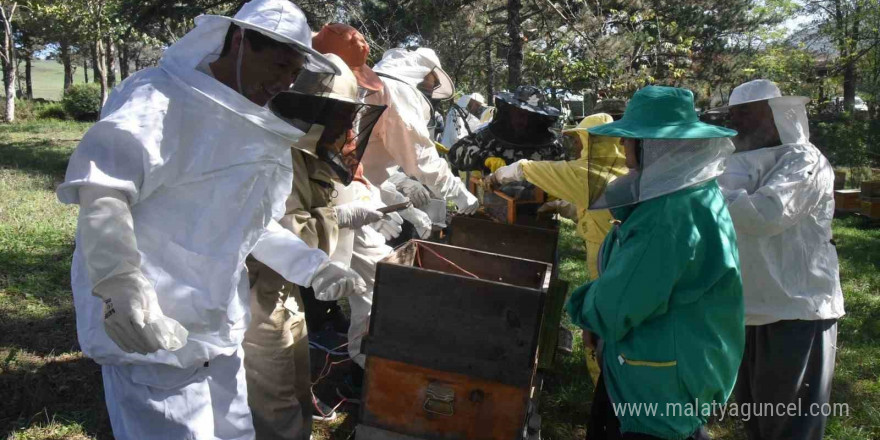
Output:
[
  {"xmin": 365, "ymin": 240, "xmax": 550, "ymax": 386},
  {"xmin": 361, "ymin": 357, "xmax": 531, "ymax": 440},
  {"xmin": 448, "ymin": 217, "xmax": 558, "ymax": 265}
]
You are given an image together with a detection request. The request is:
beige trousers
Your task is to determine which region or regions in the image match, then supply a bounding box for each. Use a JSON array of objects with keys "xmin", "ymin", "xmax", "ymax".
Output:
[{"xmin": 243, "ymin": 261, "xmax": 312, "ymax": 440}]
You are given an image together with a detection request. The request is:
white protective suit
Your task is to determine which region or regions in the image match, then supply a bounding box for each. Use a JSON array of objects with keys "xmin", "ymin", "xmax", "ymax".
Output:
[
  {"xmin": 718, "ymin": 97, "xmax": 845, "ymax": 325},
  {"xmin": 56, "ymin": 2, "xmax": 337, "ymax": 438},
  {"xmin": 440, "ymin": 94, "xmax": 483, "ymax": 148},
  {"xmin": 362, "ymin": 48, "xmax": 476, "ymax": 211}
]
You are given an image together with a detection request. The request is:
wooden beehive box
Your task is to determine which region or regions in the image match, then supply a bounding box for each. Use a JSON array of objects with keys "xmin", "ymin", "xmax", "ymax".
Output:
[
  {"xmin": 468, "ymin": 176, "xmax": 550, "ymax": 227},
  {"xmin": 360, "ymin": 240, "xmax": 552, "ymax": 440},
  {"xmin": 834, "ymin": 189, "xmax": 862, "ymax": 212},
  {"xmin": 862, "ymin": 181, "xmax": 880, "ymax": 199},
  {"xmin": 861, "ymin": 198, "xmax": 880, "ymax": 219},
  {"xmin": 448, "ymin": 216, "xmax": 558, "ymax": 264},
  {"xmin": 448, "ymin": 217, "xmax": 567, "ymax": 370}
]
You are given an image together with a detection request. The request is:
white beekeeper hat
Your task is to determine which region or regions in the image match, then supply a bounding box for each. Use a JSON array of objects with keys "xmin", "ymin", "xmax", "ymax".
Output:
[
  {"xmin": 196, "ymin": 0, "xmax": 339, "ymax": 75},
  {"xmin": 711, "ymin": 79, "xmax": 809, "ymax": 111}
]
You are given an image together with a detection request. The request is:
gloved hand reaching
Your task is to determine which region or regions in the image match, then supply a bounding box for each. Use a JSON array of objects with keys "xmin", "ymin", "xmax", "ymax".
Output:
[
  {"xmin": 95, "ymin": 275, "xmax": 189, "ymax": 354},
  {"xmin": 335, "ymin": 202, "xmax": 384, "ymax": 229},
  {"xmin": 453, "ymin": 187, "xmax": 480, "ymax": 215},
  {"xmin": 309, "ymin": 260, "xmax": 367, "ymax": 301},
  {"xmin": 78, "ymin": 185, "xmax": 188, "ymax": 355},
  {"xmin": 371, "ymin": 211, "xmax": 404, "ymax": 241},
  {"xmin": 483, "ymin": 157, "xmax": 507, "ymax": 173},
  {"xmin": 538, "ymin": 199, "xmax": 578, "ymax": 221},
  {"xmin": 483, "ymin": 159, "xmax": 526, "ymax": 191},
  {"xmin": 394, "ymin": 178, "xmax": 431, "ymax": 209},
  {"xmin": 379, "ymin": 181, "xmax": 433, "ymax": 239}
]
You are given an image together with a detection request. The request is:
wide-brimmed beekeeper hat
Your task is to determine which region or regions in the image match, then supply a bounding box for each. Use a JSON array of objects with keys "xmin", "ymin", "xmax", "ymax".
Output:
[
  {"xmin": 709, "ymin": 79, "xmax": 810, "ymax": 112},
  {"xmin": 196, "ymin": 0, "xmax": 339, "ymax": 75},
  {"xmin": 588, "ymin": 86, "xmax": 736, "ymax": 139}
]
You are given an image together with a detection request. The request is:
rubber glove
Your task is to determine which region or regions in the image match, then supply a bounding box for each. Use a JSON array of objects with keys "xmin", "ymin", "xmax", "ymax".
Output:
[
  {"xmin": 78, "ymin": 186, "xmax": 188, "ymax": 354},
  {"xmin": 538, "ymin": 199, "xmax": 578, "ymax": 221},
  {"xmin": 483, "ymin": 157, "xmax": 507, "ymax": 173},
  {"xmin": 335, "ymin": 202, "xmax": 384, "ymax": 229},
  {"xmin": 371, "ymin": 212, "xmax": 404, "ymax": 241},
  {"xmin": 483, "ymin": 159, "xmax": 526, "ymax": 191},
  {"xmin": 394, "ymin": 177, "xmax": 431, "ymax": 209},
  {"xmin": 379, "ymin": 181, "xmax": 433, "ymax": 239},
  {"xmin": 453, "ymin": 187, "xmax": 480, "ymax": 215},
  {"xmin": 309, "ymin": 260, "xmax": 368, "ymax": 301}
]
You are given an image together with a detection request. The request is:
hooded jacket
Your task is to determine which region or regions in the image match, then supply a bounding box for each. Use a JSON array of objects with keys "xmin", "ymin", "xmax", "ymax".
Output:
[
  {"xmin": 717, "ymin": 98, "xmax": 844, "ymax": 325},
  {"xmin": 360, "ymin": 49, "xmax": 470, "ymax": 202},
  {"xmin": 56, "ymin": 14, "xmax": 327, "ymax": 367}
]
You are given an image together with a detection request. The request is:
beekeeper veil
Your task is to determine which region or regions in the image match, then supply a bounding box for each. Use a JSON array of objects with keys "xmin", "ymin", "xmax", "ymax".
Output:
[
  {"xmin": 268, "ymin": 53, "xmax": 386, "ymax": 185},
  {"xmin": 589, "ymin": 138, "xmax": 734, "ymax": 210},
  {"xmin": 585, "ymin": 86, "xmax": 738, "ymax": 210},
  {"xmin": 373, "ymin": 47, "xmax": 455, "ymax": 100},
  {"xmin": 158, "ymin": 0, "xmax": 340, "ymax": 141}
]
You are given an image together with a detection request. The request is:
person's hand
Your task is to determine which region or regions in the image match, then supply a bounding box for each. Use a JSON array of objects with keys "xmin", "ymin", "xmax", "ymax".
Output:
[
  {"xmin": 453, "ymin": 188, "xmax": 480, "ymax": 215},
  {"xmin": 335, "ymin": 202, "xmax": 384, "ymax": 229},
  {"xmin": 96, "ymin": 277, "xmax": 188, "ymax": 354},
  {"xmin": 309, "ymin": 261, "xmax": 367, "ymax": 301},
  {"xmin": 371, "ymin": 212, "xmax": 404, "ymax": 241},
  {"xmin": 537, "ymin": 200, "xmax": 578, "ymax": 221},
  {"xmin": 483, "ymin": 160, "xmax": 525, "ymax": 192},
  {"xmin": 395, "ymin": 178, "xmax": 431, "ymax": 209}
]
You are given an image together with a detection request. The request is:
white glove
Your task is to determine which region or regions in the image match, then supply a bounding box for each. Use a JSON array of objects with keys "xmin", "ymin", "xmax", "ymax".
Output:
[
  {"xmin": 453, "ymin": 188, "xmax": 480, "ymax": 215},
  {"xmin": 371, "ymin": 212, "xmax": 404, "ymax": 241},
  {"xmin": 335, "ymin": 202, "xmax": 384, "ymax": 229},
  {"xmin": 394, "ymin": 178, "xmax": 431, "ymax": 209},
  {"xmin": 379, "ymin": 180, "xmax": 433, "ymax": 239},
  {"xmin": 486, "ymin": 160, "xmax": 527, "ymax": 189},
  {"xmin": 538, "ymin": 200, "xmax": 578, "ymax": 221},
  {"xmin": 96, "ymin": 276, "xmax": 189, "ymax": 354},
  {"xmin": 309, "ymin": 260, "xmax": 367, "ymax": 301},
  {"xmin": 78, "ymin": 186, "xmax": 188, "ymax": 354}
]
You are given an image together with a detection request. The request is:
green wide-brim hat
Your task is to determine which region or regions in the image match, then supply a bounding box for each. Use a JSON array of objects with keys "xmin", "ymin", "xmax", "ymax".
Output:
[{"xmin": 588, "ymin": 86, "xmax": 737, "ymax": 139}]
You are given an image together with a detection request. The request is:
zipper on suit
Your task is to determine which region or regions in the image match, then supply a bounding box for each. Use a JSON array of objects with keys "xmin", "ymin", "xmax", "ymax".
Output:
[{"xmin": 618, "ymin": 354, "xmax": 677, "ymax": 368}]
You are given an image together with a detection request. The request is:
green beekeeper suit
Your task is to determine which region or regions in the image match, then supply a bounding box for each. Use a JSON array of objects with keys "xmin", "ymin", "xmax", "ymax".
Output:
[{"xmin": 566, "ymin": 86, "xmax": 745, "ymax": 439}]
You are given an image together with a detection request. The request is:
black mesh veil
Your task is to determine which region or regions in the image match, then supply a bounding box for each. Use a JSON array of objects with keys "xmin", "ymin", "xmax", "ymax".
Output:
[{"xmin": 268, "ymin": 70, "xmax": 386, "ymax": 185}]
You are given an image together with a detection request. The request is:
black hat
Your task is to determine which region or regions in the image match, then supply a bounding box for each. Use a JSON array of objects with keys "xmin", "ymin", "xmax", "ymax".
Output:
[{"xmin": 494, "ymin": 86, "xmax": 561, "ymax": 118}]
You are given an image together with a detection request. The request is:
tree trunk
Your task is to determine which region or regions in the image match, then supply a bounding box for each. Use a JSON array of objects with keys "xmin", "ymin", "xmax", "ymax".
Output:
[
  {"xmin": 843, "ymin": 63, "xmax": 857, "ymax": 112},
  {"xmin": 61, "ymin": 40, "xmax": 74, "ymax": 90},
  {"xmin": 105, "ymin": 37, "xmax": 116, "ymax": 88},
  {"xmin": 4, "ymin": 42, "xmax": 14, "ymax": 122},
  {"xmin": 24, "ymin": 51, "xmax": 31, "ymax": 99},
  {"xmin": 506, "ymin": 0, "xmax": 523, "ymax": 90},
  {"xmin": 91, "ymin": 44, "xmax": 100, "ymax": 85},
  {"xmin": 119, "ymin": 41, "xmax": 130, "ymax": 80},
  {"xmin": 485, "ymin": 37, "xmax": 494, "ymax": 106},
  {"xmin": 83, "ymin": 54, "xmax": 89, "ymax": 83},
  {"xmin": 96, "ymin": 39, "xmax": 108, "ymax": 105}
]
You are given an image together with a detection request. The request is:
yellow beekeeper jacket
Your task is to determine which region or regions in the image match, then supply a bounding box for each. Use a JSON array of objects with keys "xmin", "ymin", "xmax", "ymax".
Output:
[{"xmin": 519, "ymin": 113, "xmax": 627, "ymax": 279}]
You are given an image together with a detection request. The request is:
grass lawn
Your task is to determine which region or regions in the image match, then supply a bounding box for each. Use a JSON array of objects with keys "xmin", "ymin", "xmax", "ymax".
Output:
[
  {"xmin": 1, "ymin": 119, "xmax": 878, "ymax": 439},
  {"xmin": 27, "ymin": 60, "xmax": 86, "ymax": 102}
]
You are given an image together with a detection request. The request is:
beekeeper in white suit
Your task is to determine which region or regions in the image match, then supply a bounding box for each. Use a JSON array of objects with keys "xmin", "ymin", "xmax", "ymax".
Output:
[
  {"xmin": 56, "ymin": 1, "xmax": 366, "ymax": 438},
  {"xmin": 440, "ymin": 93, "xmax": 486, "ymax": 148},
  {"xmin": 361, "ymin": 47, "xmax": 480, "ymax": 214},
  {"xmin": 715, "ymin": 79, "xmax": 845, "ymax": 440}
]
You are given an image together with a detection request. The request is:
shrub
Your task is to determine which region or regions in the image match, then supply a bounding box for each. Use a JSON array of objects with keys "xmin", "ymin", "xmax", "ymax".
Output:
[
  {"xmin": 36, "ymin": 101, "xmax": 68, "ymax": 120},
  {"xmin": 62, "ymin": 84, "xmax": 102, "ymax": 121}
]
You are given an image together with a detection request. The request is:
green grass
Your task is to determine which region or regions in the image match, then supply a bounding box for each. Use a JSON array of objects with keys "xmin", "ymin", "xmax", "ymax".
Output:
[
  {"xmin": 28, "ymin": 60, "xmax": 86, "ymax": 101},
  {"xmin": 0, "ymin": 119, "xmax": 877, "ymax": 439}
]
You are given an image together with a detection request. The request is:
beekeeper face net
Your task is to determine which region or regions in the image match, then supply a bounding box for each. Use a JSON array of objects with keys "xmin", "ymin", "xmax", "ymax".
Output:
[
  {"xmin": 268, "ymin": 66, "xmax": 386, "ymax": 185},
  {"xmin": 232, "ymin": 28, "xmax": 307, "ymax": 106},
  {"xmin": 589, "ymin": 137, "xmax": 734, "ymax": 210}
]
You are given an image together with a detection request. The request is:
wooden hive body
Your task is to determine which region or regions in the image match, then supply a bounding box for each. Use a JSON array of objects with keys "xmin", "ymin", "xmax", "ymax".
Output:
[{"xmin": 360, "ymin": 240, "xmax": 552, "ymax": 440}]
